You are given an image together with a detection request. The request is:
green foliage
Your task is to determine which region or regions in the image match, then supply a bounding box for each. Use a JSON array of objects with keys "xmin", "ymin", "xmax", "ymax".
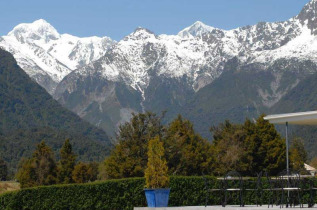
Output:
[
  {"xmin": 15, "ymin": 158, "xmax": 37, "ymax": 188},
  {"xmin": 0, "ymin": 49, "xmax": 112, "ymax": 172},
  {"xmin": 0, "ymin": 158, "xmax": 7, "ymax": 181},
  {"xmin": 58, "ymin": 139, "xmax": 76, "ymax": 184},
  {"xmin": 102, "ymin": 113, "xmax": 289, "ymax": 178},
  {"xmin": 0, "ymin": 176, "xmax": 316, "ymax": 209},
  {"xmin": 0, "ymin": 178, "xmax": 146, "ymax": 210},
  {"xmin": 164, "ymin": 115, "xmax": 213, "ymax": 175},
  {"xmin": 16, "ymin": 141, "xmax": 57, "ymax": 188},
  {"xmin": 103, "ymin": 112, "xmax": 164, "ymax": 179},
  {"xmin": 72, "ymin": 162, "xmax": 98, "ymax": 183},
  {"xmin": 210, "ymin": 115, "xmax": 286, "ymax": 176},
  {"xmin": 290, "ymin": 137, "xmax": 307, "ymax": 171},
  {"xmin": 145, "ymin": 136, "xmax": 169, "ymax": 189}
]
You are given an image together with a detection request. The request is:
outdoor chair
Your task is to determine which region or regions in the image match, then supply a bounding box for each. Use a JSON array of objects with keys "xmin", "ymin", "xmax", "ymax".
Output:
[
  {"xmin": 244, "ymin": 172, "xmax": 263, "ymax": 207},
  {"xmin": 277, "ymin": 169, "xmax": 303, "ymax": 208},
  {"xmin": 221, "ymin": 171, "xmax": 244, "ymax": 207},
  {"xmin": 203, "ymin": 176, "xmax": 222, "ymax": 207},
  {"xmin": 298, "ymin": 169, "xmax": 315, "ymax": 207},
  {"xmin": 262, "ymin": 171, "xmax": 284, "ymax": 208}
]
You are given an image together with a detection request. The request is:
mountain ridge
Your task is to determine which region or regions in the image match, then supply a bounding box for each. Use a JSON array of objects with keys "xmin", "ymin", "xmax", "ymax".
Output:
[{"xmin": 2, "ymin": 0, "xmax": 317, "ymax": 140}]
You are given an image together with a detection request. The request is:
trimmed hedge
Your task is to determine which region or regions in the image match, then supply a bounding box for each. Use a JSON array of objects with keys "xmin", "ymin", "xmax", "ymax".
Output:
[{"xmin": 0, "ymin": 176, "xmax": 316, "ymax": 209}]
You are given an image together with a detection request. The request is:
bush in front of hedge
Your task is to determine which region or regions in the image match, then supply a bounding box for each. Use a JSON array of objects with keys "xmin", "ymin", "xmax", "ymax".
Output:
[{"xmin": 0, "ymin": 176, "xmax": 316, "ymax": 209}]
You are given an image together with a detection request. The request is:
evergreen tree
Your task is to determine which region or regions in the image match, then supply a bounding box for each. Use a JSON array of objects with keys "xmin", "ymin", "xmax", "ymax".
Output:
[
  {"xmin": 103, "ymin": 112, "xmax": 164, "ymax": 179},
  {"xmin": 87, "ymin": 162, "xmax": 98, "ymax": 182},
  {"xmin": 16, "ymin": 158, "xmax": 37, "ymax": 188},
  {"xmin": 253, "ymin": 115, "xmax": 286, "ymax": 175},
  {"xmin": 290, "ymin": 137, "xmax": 307, "ymax": 171},
  {"xmin": 58, "ymin": 139, "xmax": 76, "ymax": 184},
  {"xmin": 164, "ymin": 115, "xmax": 213, "ymax": 175},
  {"xmin": 0, "ymin": 158, "xmax": 8, "ymax": 181},
  {"xmin": 210, "ymin": 115, "xmax": 286, "ymax": 175},
  {"xmin": 145, "ymin": 136, "xmax": 169, "ymax": 189},
  {"xmin": 16, "ymin": 141, "xmax": 57, "ymax": 188},
  {"xmin": 210, "ymin": 121, "xmax": 250, "ymax": 175},
  {"xmin": 72, "ymin": 162, "xmax": 98, "ymax": 183},
  {"xmin": 32, "ymin": 141, "xmax": 57, "ymax": 185}
]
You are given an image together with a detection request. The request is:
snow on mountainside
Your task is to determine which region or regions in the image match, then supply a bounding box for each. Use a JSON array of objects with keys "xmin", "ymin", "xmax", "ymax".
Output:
[
  {"xmin": 0, "ymin": 19, "xmax": 115, "ymax": 93},
  {"xmin": 2, "ymin": 0, "xmax": 317, "ymax": 97},
  {"xmin": 3, "ymin": 0, "xmax": 317, "ymax": 138},
  {"xmin": 178, "ymin": 21, "xmax": 220, "ymax": 38}
]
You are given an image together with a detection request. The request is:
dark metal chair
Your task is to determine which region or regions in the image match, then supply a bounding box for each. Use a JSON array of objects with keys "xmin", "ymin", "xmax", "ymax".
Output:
[
  {"xmin": 262, "ymin": 171, "xmax": 283, "ymax": 208},
  {"xmin": 244, "ymin": 172, "xmax": 263, "ymax": 207},
  {"xmin": 277, "ymin": 169, "xmax": 303, "ymax": 208},
  {"xmin": 203, "ymin": 176, "xmax": 222, "ymax": 207},
  {"xmin": 221, "ymin": 171, "xmax": 244, "ymax": 207},
  {"xmin": 298, "ymin": 169, "xmax": 315, "ymax": 208}
]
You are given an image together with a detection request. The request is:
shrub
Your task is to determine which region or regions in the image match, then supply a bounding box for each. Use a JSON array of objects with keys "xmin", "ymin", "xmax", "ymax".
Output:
[
  {"xmin": 0, "ymin": 176, "xmax": 316, "ymax": 209},
  {"xmin": 145, "ymin": 136, "xmax": 169, "ymax": 189}
]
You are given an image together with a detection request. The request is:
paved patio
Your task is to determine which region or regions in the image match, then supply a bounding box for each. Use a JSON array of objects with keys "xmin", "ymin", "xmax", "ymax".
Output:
[{"xmin": 134, "ymin": 205, "xmax": 313, "ymax": 210}]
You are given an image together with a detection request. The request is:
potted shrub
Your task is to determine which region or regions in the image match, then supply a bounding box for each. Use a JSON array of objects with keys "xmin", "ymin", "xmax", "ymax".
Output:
[{"xmin": 144, "ymin": 136, "xmax": 170, "ymax": 207}]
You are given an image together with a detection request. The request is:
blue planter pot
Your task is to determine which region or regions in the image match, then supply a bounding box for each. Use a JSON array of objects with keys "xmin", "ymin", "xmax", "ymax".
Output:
[{"xmin": 144, "ymin": 188, "xmax": 170, "ymax": 207}]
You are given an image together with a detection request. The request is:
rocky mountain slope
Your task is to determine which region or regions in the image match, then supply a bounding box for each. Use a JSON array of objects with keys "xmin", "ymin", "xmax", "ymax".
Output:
[{"xmin": 2, "ymin": 0, "xmax": 317, "ymax": 139}]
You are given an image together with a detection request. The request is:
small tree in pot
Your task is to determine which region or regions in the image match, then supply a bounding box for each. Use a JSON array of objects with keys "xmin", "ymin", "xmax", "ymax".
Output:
[{"xmin": 144, "ymin": 136, "xmax": 170, "ymax": 207}]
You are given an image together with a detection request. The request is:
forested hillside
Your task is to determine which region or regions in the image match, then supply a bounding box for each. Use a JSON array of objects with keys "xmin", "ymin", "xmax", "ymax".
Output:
[{"xmin": 0, "ymin": 49, "xmax": 112, "ymax": 172}]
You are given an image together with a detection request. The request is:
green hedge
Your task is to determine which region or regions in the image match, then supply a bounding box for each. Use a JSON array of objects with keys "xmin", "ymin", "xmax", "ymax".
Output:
[{"xmin": 0, "ymin": 176, "xmax": 316, "ymax": 209}]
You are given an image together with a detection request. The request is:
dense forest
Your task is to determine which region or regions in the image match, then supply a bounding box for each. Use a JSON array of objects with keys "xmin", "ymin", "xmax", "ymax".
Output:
[{"xmin": 0, "ymin": 49, "xmax": 112, "ymax": 174}]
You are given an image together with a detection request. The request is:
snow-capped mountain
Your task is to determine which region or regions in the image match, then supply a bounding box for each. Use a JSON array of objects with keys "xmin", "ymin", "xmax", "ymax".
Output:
[
  {"xmin": 2, "ymin": 0, "xmax": 317, "ymax": 138},
  {"xmin": 0, "ymin": 19, "xmax": 115, "ymax": 94}
]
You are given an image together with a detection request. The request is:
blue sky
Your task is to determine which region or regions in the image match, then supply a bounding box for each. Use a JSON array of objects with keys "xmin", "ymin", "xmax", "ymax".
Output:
[{"xmin": 0, "ymin": 0, "xmax": 310, "ymax": 40}]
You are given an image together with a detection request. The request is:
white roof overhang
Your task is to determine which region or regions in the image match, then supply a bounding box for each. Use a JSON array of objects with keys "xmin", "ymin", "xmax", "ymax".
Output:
[{"xmin": 264, "ymin": 111, "xmax": 317, "ymax": 125}]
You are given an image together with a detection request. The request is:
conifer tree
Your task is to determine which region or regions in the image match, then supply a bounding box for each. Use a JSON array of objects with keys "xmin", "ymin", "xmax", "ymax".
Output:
[
  {"xmin": 290, "ymin": 137, "xmax": 307, "ymax": 171},
  {"xmin": 58, "ymin": 139, "xmax": 76, "ymax": 183},
  {"xmin": 103, "ymin": 112, "xmax": 164, "ymax": 179},
  {"xmin": 145, "ymin": 136, "xmax": 169, "ymax": 189},
  {"xmin": 32, "ymin": 141, "xmax": 57, "ymax": 185},
  {"xmin": 16, "ymin": 141, "xmax": 57, "ymax": 188},
  {"xmin": 164, "ymin": 115, "xmax": 213, "ymax": 175},
  {"xmin": 210, "ymin": 115, "xmax": 286, "ymax": 175},
  {"xmin": 72, "ymin": 162, "xmax": 88, "ymax": 183},
  {"xmin": 16, "ymin": 158, "xmax": 37, "ymax": 188}
]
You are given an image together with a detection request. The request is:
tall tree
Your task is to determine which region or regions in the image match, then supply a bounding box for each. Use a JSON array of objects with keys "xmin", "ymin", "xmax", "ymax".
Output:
[
  {"xmin": 32, "ymin": 141, "xmax": 57, "ymax": 185},
  {"xmin": 290, "ymin": 137, "xmax": 307, "ymax": 171},
  {"xmin": 0, "ymin": 158, "xmax": 8, "ymax": 181},
  {"xmin": 252, "ymin": 116, "xmax": 286, "ymax": 175},
  {"xmin": 16, "ymin": 158, "xmax": 37, "ymax": 188},
  {"xmin": 16, "ymin": 141, "xmax": 57, "ymax": 188},
  {"xmin": 210, "ymin": 115, "xmax": 286, "ymax": 175},
  {"xmin": 103, "ymin": 112, "xmax": 164, "ymax": 179},
  {"xmin": 58, "ymin": 139, "xmax": 76, "ymax": 184},
  {"xmin": 72, "ymin": 162, "xmax": 98, "ymax": 183},
  {"xmin": 210, "ymin": 120, "xmax": 250, "ymax": 175},
  {"xmin": 164, "ymin": 115, "xmax": 213, "ymax": 175}
]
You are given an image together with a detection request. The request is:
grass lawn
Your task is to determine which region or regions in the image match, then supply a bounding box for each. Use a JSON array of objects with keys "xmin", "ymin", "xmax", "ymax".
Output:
[{"xmin": 0, "ymin": 181, "xmax": 20, "ymax": 194}]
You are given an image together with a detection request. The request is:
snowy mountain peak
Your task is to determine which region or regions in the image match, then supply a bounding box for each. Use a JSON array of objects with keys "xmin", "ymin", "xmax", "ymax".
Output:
[
  {"xmin": 178, "ymin": 21, "xmax": 219, "ymax": 38},
  {"xmin": 296, "ymin": 0, "xmax": 317, "ymax": 34},
  {"xmin": 0, "ymin": 19, "xmax": 115, "ymax": 93},
  {"xmin": 125, "ymin": 27, "xmax": 156, "ymax": 40},
  {"xmin": 8, "ymin": 19, "xmax": 60, "ymax": 43}
]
